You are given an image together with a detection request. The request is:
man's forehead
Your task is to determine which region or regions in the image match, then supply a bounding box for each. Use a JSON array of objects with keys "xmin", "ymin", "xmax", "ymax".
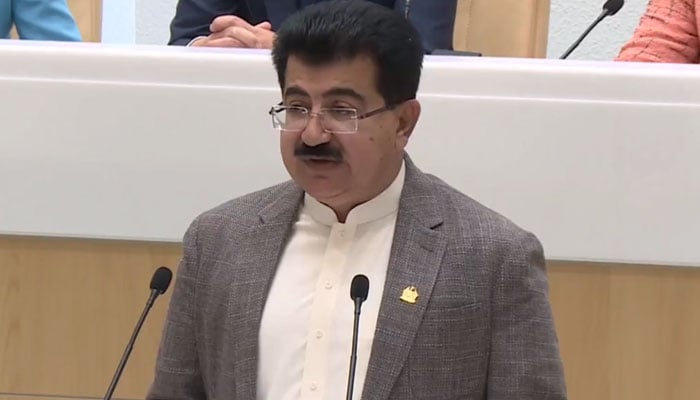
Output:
[
  {"xmin": 283, "ymin": 85, "xmax": 366, "ymax": 102},
  {"xmin": 286, "ymin": 53, "xmax": 376, "ymax": 70},
  {"xmin": 283, "ymin": 55, "xmax": 378, "ymax": 98}
]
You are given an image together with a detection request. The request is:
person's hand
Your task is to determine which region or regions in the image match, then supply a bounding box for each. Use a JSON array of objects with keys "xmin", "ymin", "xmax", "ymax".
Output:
[{"xmin": 191, "ymin": 15, "xmax": 275, "ymax": 49}]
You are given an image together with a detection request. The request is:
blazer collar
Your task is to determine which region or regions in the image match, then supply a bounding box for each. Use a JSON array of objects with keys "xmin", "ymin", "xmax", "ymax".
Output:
[
  {"xmin": 228, "ymin": 181, "xmax": 303, "ymax": 398},
  {"xmin": 361, "ymin": 154, "xmax": 448, "ymax": 400},
  {"xmin": 234, "ymin": 154, "xmax": 447, "ymax": 399}
]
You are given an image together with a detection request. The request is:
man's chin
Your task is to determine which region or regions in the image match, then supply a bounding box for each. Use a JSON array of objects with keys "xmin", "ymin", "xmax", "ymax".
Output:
[
  {"xmin": 304, "ymin": 185, "xmax": 342, "ymax": 200},
  {"xmin": 302, "ymin": 181, "xmax": 347, "ymax": 203}
]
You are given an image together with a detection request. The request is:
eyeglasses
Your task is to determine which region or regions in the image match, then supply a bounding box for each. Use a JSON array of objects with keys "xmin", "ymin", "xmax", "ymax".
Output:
[{"xmin": 268, "ymin": 103, "xmax": 395, "ymax": 134}]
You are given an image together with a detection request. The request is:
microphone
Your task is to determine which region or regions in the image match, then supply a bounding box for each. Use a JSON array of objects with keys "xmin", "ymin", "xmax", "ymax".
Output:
[
  {"xmin": 103, "ymin": 266, "xmax": 173, "ymax": 400},
  {"xmin": 404, "ymin": 0, "xmax": 412, "ymax": 19},
  {"xmin": 559, "ymin": 0, "xmax": 624, "ymax": 59},
  {"xmin": 346, "ymin": 274, "xmax": 369, "ymax": 400}
]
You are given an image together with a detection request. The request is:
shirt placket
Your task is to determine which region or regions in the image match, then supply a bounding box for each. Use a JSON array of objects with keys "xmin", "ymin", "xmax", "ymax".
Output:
[{"xmin": 299, "ymin": 222, "xmax": 356, "ymax": 400}]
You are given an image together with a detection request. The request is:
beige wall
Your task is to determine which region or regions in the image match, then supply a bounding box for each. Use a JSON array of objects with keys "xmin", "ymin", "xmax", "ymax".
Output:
[{"xmin": 1, "ymin": 235, "xmax": 699, "ymax": 400}]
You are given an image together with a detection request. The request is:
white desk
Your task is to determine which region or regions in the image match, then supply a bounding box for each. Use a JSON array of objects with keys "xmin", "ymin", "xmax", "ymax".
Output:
[{"xmin": 1, "ymin": 41, "xmax": 698, "ymax": 266}]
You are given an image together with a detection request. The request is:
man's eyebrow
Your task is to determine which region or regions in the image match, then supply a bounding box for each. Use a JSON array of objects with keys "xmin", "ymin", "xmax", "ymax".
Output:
[
  {"xmin": 321, "ymin": 87, "xmax": 366, "ymax": 104},
  {"xmin": 283, "ymin": 86, "xmax": 309, "ymax": 97},
  {"xmin": 283, "ymin": 86, "xmax": 366, "ymax": 104}
]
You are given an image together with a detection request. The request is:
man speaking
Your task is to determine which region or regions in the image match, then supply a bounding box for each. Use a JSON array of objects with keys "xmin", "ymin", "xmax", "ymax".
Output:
[{"xmin": 148, "ymin": 2, "xmax": 567, "ymax": 399}]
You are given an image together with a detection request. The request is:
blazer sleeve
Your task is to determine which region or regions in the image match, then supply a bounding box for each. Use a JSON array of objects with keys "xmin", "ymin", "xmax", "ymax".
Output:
[
  {"xmin": 147, "ymin": 218, "xmax": 206, "ymax": 400},
  {"xmin": 12, "ymin": 0, "xmax": 82, "ymax": 41},
  {"xmin": 486, "ymin": 232, "xmax": 567, "ymax": 399},
  {"xmin": 616, "ymin": 0, "xmax": 699, "ymax": 63},
  {"xmin": 169, "ymin": 0, "xmax": 242, "ymax": 45},
  {"xmin": 394, "ymin": 0, "xmax": 458, "ymax": 52}
]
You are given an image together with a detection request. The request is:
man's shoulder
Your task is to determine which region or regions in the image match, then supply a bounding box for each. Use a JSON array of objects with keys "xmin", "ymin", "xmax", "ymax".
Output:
[
  {"xmin": 189, "ymin": 180, "xmax": 299, "ymax": 234},
  {"xmin": 421, "ymin": 174, "xmax": 545, "ymax": 269},
  {"xmin": 425, "ymin": 174, "xmax": 535, "ymax": 244}
]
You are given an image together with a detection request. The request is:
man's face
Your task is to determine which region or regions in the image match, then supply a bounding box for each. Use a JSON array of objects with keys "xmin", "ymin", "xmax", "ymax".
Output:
[{"xmin": 279, "ymin": 54, "xmax": 419, "ymax": 214}]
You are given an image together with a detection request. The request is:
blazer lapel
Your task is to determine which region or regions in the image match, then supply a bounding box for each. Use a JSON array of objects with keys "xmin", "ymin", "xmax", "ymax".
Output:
[
  {"xmin": 228, "ymin": 182, "xmax": 304, "ymax": 399},
  {"xmin": 361, "ymin": 158, "xmax": 448, "ymax": 400}
]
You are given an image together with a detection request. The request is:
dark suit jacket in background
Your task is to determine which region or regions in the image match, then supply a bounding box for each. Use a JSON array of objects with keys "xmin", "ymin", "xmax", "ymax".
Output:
[
  {"xmin": 147, "ymin": 155, "xmax": 567, "ymax": 400},
  {"xmin": 168, "ymin": 0, "xmax": 458, "ymax": 52}
]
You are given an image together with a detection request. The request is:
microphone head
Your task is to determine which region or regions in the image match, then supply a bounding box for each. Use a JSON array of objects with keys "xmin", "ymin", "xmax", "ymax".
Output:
[
  {"xmin": 350, "ymin": 274, "xmax": 370, "ymax": 302},
  {"xmin": 150, "ymin": 266, "xmax": 173, "ymax": 295},
  {"xmin": 603, "ymin": 0, "xmax": 624, "ymax": 16}
]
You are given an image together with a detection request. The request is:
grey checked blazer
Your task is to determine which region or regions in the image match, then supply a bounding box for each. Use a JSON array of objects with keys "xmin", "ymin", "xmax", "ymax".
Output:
[{"xmin": 148, "ymin": 156, "xmax": 567, "ymax": 400}]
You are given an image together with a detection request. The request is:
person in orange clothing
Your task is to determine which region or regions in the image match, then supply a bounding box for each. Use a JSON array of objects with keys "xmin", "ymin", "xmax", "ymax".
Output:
[{"xmin": 617, "ymin": 0, "xmax": 699, "ymax": 63}]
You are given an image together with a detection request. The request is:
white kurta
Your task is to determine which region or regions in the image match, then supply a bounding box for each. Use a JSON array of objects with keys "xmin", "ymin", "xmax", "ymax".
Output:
[{"xmin": 257, "ymin": 162, "xmax": 406, "ymax": 400}]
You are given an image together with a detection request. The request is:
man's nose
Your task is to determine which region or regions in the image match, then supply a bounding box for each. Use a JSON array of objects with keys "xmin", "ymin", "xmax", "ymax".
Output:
[{"xmin": 300, "ymin": 114, "xmax": 331, "ymax": 147}]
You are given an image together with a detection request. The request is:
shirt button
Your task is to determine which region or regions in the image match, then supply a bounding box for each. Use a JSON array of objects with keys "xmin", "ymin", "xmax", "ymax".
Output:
[
  {"xmin": 324, "ymin": 281, "xmax": 333, "ymax": 289},
  {"xmin": 338, "ymin": 230, "xmax": 345, "ymax": 238},
  {"xmin": 315, "ymin": 330, "xmax": 324, "ymax": 339},
  {"xmin": 310, "ymin": 382, "xmax": 318, "ymax": 391}
]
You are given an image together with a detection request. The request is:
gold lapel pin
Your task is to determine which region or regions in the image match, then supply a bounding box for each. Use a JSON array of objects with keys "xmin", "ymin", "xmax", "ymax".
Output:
[{"xmin": 400, "ymin": 286, "xmax": 419, "ymax": 304}]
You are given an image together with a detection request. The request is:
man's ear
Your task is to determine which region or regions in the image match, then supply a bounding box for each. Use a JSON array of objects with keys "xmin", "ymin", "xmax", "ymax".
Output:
[{"xmin": 395, "ymin": 99, "xmax": 421, "ymax": 144}]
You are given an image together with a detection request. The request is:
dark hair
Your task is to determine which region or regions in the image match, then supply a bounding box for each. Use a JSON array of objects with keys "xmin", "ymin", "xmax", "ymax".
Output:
[{"xmin": 271, "ymin": 0, "xmax": 423, "ymax": 106}]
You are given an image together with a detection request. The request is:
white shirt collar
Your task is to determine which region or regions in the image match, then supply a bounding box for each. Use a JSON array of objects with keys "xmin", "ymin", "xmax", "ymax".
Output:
[{"xmin": 303, "ymin": 160, "xmax": 406, "ymax": 226}]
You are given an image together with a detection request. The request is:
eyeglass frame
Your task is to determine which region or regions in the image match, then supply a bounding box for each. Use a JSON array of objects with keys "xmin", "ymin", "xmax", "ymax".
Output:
[{"xmin": 268, "ymin": 101, "xmax": 396, "ymax": 134}]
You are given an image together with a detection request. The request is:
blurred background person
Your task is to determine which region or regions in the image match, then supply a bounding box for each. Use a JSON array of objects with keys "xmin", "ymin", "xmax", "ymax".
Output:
[
  {"xmin": 617, "ymin": 0, "xmax": 698, "ymax": 63},
  {"xmin": 168, "ymin": 0, "xmax": 457, "ymax": 53},
  {"xmin": 1, "ymin": 0, "xmax": 81, "ymax": 41}
]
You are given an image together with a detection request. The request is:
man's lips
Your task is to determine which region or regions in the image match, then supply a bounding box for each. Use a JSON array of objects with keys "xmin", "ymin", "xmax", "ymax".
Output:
[{"xmin": 297, "ymin": 155, "xmax": 341, "ymax": 162}]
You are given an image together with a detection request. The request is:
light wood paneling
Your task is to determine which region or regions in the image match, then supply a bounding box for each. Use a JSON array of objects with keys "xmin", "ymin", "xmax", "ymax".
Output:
[
  {"xmin": 2, "ymin": 236, "xmax": 700, "ymax": 399},
  {"xmin": 67, "ymin": 0, "xmax": 102, "ymax": 42},
  {"xmin": 548, "ymin": 262, "xmax": 611, "ymax": 400},
  {"xmin": 0, "ymin": 235, "xmax": 180, "ymax": 399},
  {"xmin": 453, "ymin": 0, "xmax": 550, "ymax": 57},
  {"xmin": 0, "ymin": 396, "xmax": 99, "ymax": 400},
  {"xmin": 0, "ymin": 397, "xmax": 99, "ymax": 400},
  {"xmin": 608, "ymin": 266, "xmax": 700, "ymax": 400},
  {"xmin": 549, "ymin": 261, "xmax": 700, "ymax": 400}
]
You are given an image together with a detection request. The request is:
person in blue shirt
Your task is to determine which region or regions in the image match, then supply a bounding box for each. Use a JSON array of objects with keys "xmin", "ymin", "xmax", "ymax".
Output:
[
  {"xmin": 1, "ymin": 0, "xmax": 82, "ymax": 41},
  {"xmin": 169, "ymin": 0, "xmax": 457, "ymax": 53}
]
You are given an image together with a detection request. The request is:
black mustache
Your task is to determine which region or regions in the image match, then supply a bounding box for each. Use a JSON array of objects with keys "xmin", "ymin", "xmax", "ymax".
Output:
[{"xmin": 294, "ymin": 143, "xmax": 342, "ymax": 161}]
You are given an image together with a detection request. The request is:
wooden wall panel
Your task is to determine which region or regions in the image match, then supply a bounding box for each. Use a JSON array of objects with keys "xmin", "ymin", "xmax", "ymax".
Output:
[
  {"xmin": 608, "ymin": 266, "xmax": 700, "ymax": 400},
  {"xmin": 453, "ymin": 0, "xmax": 550, "ymax": 58},
  {"xmin": 67, "ymin": 0, "xmax": 102, "ymax": 42},
  {"xmin": 0, "ymin": 235, "xmax": 180, "ymax": 399},
  {"xmin": 548, "ymin": 262, "xmax": 700, "ymax": 400},
  {"xmin": 548, "ymin": 262, "xmax": 611, "ymax": 400},
  {"xmin": 0, "ymin": 397, "xmax": 87, "ymax": 400},
  {"xmin": 2, "ymin": 236, "xmax": 700, "ymax": 399}
]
